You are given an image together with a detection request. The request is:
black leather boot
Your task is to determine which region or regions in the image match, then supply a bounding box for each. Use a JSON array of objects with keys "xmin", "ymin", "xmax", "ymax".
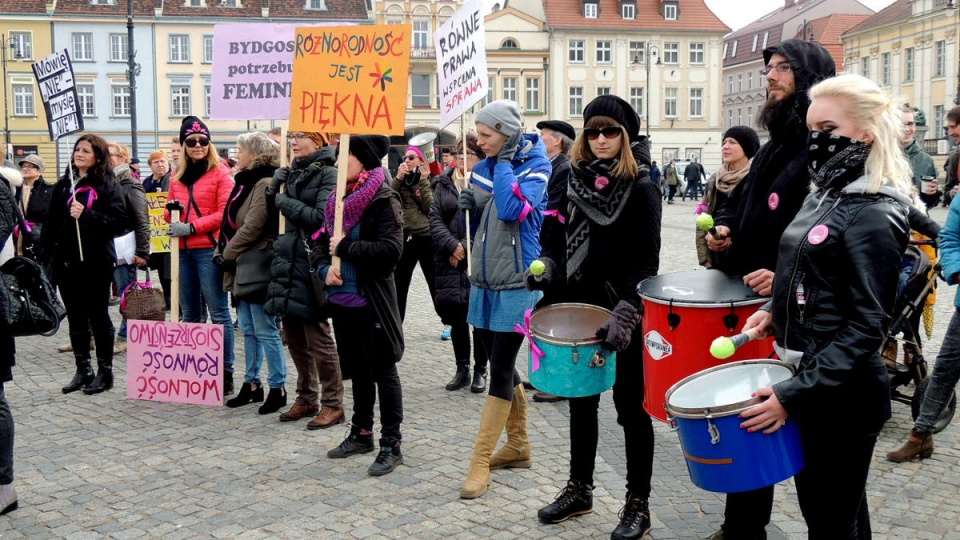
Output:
[
  {"xmin": 538, "ymin": 480, "xmax": 594, "ymax": 524},
  {"xmin": 445, "ymin": 365, "xmax": 470, "ymax": 391},
  {"xmin": 470, "ymin": 367, "xmax": 487, "ymax": 394},
  {"xmin": 258, "ymin": 387, "xmax": 287, "ymax": 415},
  {"xmin": 63, "ymin": 356, "xmax": 95, "ymax": 394},
  {"xmin": 223, "ymin": 372, "xmax": 235, "ymax": 397},
  {"xmin": 611, "ymin": 493, "xmax": 652, "ymax": 540},
  {"xmin": 83, "ymin": 358, "xmax": 114, "ymax": 395},
  {"xmin": 226, "ymin": 382, "xmax": 263, "ymax": 408}
]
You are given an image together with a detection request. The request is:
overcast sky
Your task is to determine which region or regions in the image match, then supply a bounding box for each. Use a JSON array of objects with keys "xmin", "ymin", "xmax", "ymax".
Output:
[{"xmin": 704, "ymin": 0, "xmax": 898, "ymax": 32}]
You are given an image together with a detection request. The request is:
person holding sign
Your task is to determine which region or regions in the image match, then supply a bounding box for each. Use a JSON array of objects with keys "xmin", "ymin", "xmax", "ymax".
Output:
[
  {"xmin": 38, "ymin": 134, "xmax": 128, "ymax": 395},
  {"xmin": 527, "ymin": 96, "xmax": 661, "ymax": 540},
  {"xmin": 142, "ymin": 150, "xmax": 173, "ymax": 309},
  {"xmin": 163, "ymin": 116, "xmax": 236, "ymax": 396},
  {"xmin": 264, "ymin": 131, "xmax": 345, "ymax": 430},
  {"xmin": 214, "ymin": 132, "xmax": 286, "ymax": 414},
  {"xmin": 313, "ymin": 135, "xmax": 406, "ymax": 477},
  {"xmin": 456, "ymin": 99, "xmax": 551, "ymax": 499}
]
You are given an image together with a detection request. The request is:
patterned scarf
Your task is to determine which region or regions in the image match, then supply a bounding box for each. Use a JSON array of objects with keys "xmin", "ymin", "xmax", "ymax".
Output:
[
  {"xmin": 807, "ymin": 131, "xmax": 870, "ymax": 191},
  {"xmin": 324, "ymin": 167, "xmax": 386, "ymax": 237},
  {"xmin": 714, "ymin": 158, "xmax": 752, "ymax": 195},
  {"xmin": 566, "ymin": 158, "xmax": 634, "ymax": 280}
]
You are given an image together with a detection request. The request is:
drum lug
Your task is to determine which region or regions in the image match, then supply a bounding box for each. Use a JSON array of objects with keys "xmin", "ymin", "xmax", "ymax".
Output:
[
  {"xmin": 667, "ymin": 414, "xmax": 678, "ymax": 432},
  {"xmin": 706, "ymin": 416, "xmax": 721, "ymax": 445},
  {"xmin": 724, "ymin": 303, "xmax": 739, "ymax": 333},
  {"xmin": 589, "ymin": 349, "xmax": 607, "ymax": 368},
  {"xmin": 572, "ymin": 344, "xmax": 579, "ymax": 364},
  {"xmin": 668, "ymin": 300, "xmax": 681, "ymax": 330}
]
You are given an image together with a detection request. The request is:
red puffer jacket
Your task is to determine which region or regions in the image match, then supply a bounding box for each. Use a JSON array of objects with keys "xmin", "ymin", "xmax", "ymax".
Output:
[{"xmin": 164, "ymin": 162, "xmax": 234, "ymax": 250}]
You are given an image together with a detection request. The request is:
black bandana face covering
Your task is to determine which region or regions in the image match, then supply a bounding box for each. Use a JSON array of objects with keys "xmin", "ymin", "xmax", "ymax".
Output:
[{"xmin": 806, "ymin": 130, "xmax": 870, "ymax": 190}]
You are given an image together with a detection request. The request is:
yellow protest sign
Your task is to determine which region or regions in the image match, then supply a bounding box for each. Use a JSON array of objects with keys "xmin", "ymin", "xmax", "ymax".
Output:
[
  {"xmin": 146, "ymin": 192, "xmax": 171, "ymax": 254},
  {"xmin": 290, "ymin": 25, "xmax": 410, "ymax": 135}
]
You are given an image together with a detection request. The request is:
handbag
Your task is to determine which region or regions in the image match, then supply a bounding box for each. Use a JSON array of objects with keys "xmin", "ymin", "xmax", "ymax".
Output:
[
  {"xmin": 120, "ymin": 268, "xmax": 167, "ymax": 322},
  {"xmin": 234, "ymin": 248, "xmax": 274, "ymax": 304},
  {"xmin": 0, "ymin": 256, "xmax": 67, "ymax": 337},
  {"xmin": 303, "ymin": 233, "xmax": 329, "ymax": 308}
]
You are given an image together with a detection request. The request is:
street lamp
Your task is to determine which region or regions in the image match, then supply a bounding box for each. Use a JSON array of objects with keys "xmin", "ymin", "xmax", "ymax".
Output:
[
  {"xmin": 1, "ymin": 34, "xmax": 22, "ymax": 163},
  {"xmin": 633, "ymin": 45, "xmax": 661, "ymax": 140}
]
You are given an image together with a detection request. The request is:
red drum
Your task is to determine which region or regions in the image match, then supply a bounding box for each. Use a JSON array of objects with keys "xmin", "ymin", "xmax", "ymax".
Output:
[{"xmin": 638, "ymin": 269, "xmax": 775, "ymax": 422}]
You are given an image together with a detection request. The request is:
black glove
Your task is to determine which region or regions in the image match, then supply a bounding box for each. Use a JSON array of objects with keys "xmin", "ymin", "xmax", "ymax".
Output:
[
  {"xmin": 274, "ymin": 192, "xmax": 289, "ymax": 210},
  {"xmin": 523, "ymin": 257, "xmax": 557, "ymax": 291},
  {"xmin": 458, "ymin": 188, "xmax": 477, "ymax": 213},
  {"xmin": 498, "ymin": 131, "xmax": 523, "ymax": 163},
  {"xmin": 266, "ymin": 168, "xmax": 290, "ymax": 196},
  {"xmin": 212, "ymin": 254, "xmax": 225, "ymax": 267},
  {"xmin": 596, "ymin": 300, "xmax": 642, "ymax": 352}
]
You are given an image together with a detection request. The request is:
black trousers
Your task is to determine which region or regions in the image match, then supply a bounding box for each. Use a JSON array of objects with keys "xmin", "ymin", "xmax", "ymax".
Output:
[
  {"xmin": 59, "ymin": 262, "xmax": 115, "ymax": 360},
  {"xmin": 568, "ymin": 335, "xmax": 654, "ymax": 498},
  {"xmin": 395, "ymin": 234, "xmax": 437, "ymax": 321},
  {"xmin": 721, "ymin": 487, "xmax": 774, "ymax": 538},
  {"xmin": 475, "ymin": 329, "xmax": 522, "ymax": 401},
  {"xmin": 437, "ymin": 302, "xmax": 488, "ymax": 371},
  {"xmin": 330, "ymin": 304, "xmax": 403, "ymax": 443}
]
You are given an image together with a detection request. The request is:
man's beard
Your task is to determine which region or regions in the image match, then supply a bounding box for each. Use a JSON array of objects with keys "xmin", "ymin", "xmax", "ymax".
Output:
[{"xmin": 757, "ymin": 92, "xmax": 797, "ymax": 133}]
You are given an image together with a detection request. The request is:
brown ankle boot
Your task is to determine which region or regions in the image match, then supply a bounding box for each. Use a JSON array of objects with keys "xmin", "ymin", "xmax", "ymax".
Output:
[{"xmin": 887, "ymin": 428, "xmax": 934, "ymax": 462}]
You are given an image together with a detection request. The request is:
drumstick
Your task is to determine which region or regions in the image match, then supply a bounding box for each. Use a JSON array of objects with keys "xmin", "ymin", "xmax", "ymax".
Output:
[
  {"xmin": 696, "ymin": 213, "xmax": 723, "ymax": 239},
  {"xmin": 709, "ymin": 328, "xmax": 763, "ymax": 360}
]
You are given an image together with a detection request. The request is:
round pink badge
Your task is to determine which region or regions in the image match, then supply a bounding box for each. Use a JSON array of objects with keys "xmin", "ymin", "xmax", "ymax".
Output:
[
  {"xmin": 808, "ymin": 224, "xmax": 829, "ymax": 245},
  {"xmin": 768, "ymin": 192, "xmax": 780, "ymax": 210}
]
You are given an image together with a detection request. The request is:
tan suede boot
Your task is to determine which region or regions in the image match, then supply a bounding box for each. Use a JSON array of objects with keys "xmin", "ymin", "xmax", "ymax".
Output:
[
  {"xmin": 460, "ymin": 396, "xmax": 512, "ymax": 499},
  {"xmin": 489, "ymin": 384, "xmax": 532, "ymax": 470},
  {"xmin": 887, "ymin": 428, "xmax": 934, "ymax": 463}
]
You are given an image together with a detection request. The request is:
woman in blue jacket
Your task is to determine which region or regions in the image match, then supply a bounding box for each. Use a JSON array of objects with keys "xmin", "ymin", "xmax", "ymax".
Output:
[{"xmin": 457, "ymin": 100, "xmax": 550, "ymax": 499}]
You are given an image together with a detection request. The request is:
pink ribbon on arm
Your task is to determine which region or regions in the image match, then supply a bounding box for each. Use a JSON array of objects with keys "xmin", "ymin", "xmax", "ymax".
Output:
[
  {"xmin": 543, "ymin": 209, "xmax": 566, "ymax": 224},
  {"xmin": 513, "ymin": 308, "xmax": 544, "ymax": 372},
  {"xmin": 71, "ymin": 186, "xmax": 99, "ymax": 209},
  {"xmin": 510, "ymin": 182, "xmax": 533, "ymax": 223}
]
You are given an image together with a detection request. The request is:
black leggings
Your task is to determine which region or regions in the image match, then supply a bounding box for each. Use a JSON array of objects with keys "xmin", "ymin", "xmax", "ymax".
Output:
[
  {"xmin": 395, "ymin": 234, "xmax": 437, "ymax": 320},
  {"xmin": 59, "ymin": 263, "xmax": 115, "ymax": 360},
  {"xmin": 438, "ymin": 302, "xmax": 488, "ymax": 371},
  {"xmin": 475, "ymin": 329, "xmax": 522, "ymax": 400}
]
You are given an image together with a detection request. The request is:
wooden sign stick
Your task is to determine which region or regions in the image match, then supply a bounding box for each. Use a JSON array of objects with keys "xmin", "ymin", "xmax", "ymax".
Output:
[
  {"xmin": 67, "ymin": 139, "xmax": 84, "ymax": 262},
  {"xmin": 460, "ymin": 113, "xmax": 472, "ymax": 277},
  {"xmin": 332, "ymin": 134, "xmax": 350, "ymax": 273},
  {"xmin": 165, "ymin": 201, "xmax": 184, "ymax": 320},
  {"xmin": 278, "ymin": 120, "xmax": 288, "ymax": 234}
]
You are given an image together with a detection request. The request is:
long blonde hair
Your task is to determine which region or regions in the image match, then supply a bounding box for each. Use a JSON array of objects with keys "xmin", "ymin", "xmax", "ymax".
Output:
[
  {"xmin": 174, "ymin": 139, "xmax": 221, "ymax": 180},
  {"xmin": 807, "ymin": 74, "xmax": 912, "ymax": 195},
  {"xmin": 570, "ymin": 115, "xmax": 639, "ymax": 179}
]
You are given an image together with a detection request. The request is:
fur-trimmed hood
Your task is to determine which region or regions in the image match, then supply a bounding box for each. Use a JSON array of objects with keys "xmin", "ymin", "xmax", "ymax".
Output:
[{"xmin": 0, "ymin": 166, "xmax": 24, "ymax": 189}]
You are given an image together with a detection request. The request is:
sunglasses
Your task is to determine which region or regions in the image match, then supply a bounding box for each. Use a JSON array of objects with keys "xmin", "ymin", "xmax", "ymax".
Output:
[
  {"xmin": 404, "ymin": 154, "xmax": 419, "ymax": 161},
  {"xmin": 583, "ymin": 126, "xmax": 623, "ymax": 141},
  {"xmin": 185, "ymin": 138, "xmax": 210, "ymax": 148}
]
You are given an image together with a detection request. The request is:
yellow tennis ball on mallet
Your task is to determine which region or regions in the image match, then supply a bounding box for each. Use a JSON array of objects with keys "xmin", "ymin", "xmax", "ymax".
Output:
[
  {"xmin": 696, "ymin": 213, "xmax": 715, "ymax": 232},
  {"xmin": 529, "ymin": 259, "xmax": 545, "ymax": 277},
  {"xmin": 710, "ymin": 336, "xmax": 736, "ymax": 360}
]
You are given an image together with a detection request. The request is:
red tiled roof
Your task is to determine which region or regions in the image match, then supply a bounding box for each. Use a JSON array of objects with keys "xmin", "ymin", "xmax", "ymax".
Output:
[
  {"xmin": 0, "ymin": 0, "xmax": 49, "ymax": 14},
  {"xmin": 54, "ymin": 0, "xmax": 156, "ymax": 16},
  {"xmin": 843, "ymin": 0, "xmax": 910, "ymax": 36},
  {"xmin": 544, "ymin": 0, "xmax": 729, "ymax": 32},
  {"xmin": 726, "ymin": 0, "xmax": 826, "ymax": 39},
  {"xmin": 52, "ymin": 0, "xmax": 369, "ymax": 20}
]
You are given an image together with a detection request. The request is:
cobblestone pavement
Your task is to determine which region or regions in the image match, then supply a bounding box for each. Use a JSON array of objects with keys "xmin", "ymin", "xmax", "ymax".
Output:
[{"xmin": 2, "ymin": 198, "xmax": 960, "ymax": 539}]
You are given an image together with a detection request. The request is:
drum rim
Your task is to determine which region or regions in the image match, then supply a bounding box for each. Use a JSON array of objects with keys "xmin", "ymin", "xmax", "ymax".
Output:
[
  {"xmin": 530, "ymin": 302, "xmax": 612, "ymax": 346},
  {"xmin": 664, "ymin": 360, "xmax": 796, "ymax": 419},
  {"xmin": 638, "ymin": 296, "xmax": 769, "ymax": 308}
]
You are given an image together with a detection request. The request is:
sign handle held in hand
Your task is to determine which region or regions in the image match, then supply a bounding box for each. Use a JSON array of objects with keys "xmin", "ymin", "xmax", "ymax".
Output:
[
  {"xmin": 332, "ymin": 134, "xmax": 350, "ymax": 273},
  {"xmin": 67, "ymin": 151, "xmax": 84, "ymax": 262},
  {"xmin": 278, "ymin": 120, "xmax": 288, "ymax": 235},
  {"xmin": 165, "ymin": 200, "xmax": 184, "ymax": 319}
]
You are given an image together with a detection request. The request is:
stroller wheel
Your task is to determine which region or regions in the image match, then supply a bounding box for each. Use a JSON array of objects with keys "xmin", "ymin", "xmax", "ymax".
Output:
[{"xmin": 912, "ymin": 377, "xmax": 957, "ymax": 434}]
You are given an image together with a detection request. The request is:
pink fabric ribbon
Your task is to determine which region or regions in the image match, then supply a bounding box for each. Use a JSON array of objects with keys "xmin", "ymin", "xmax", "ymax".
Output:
[
  {"xmin": 13, "ymin": 220, "xmax": 34, "ymax": 240},
  {"xmin": 694, "ymin": 203, "xmax": 708, "ymax": 215},
  {"xmin": 311, "ymin": 226, "xmax": 325, "ymax": 241},
  {"xmin": 510, "ymin": 182, "xmax": 533, "ymax": 223},
  {"xmin": 543, "ymin": 209, "xmax": 566, "ymax": 224},
  {"xmin": 71, "ymin": 186, "xmax": 99, "ymax": 209},
  {"xmin": 225, "ymin": 185, "xmax": 245, "ymax": 230},
  {"xmin": 514, "ymin": 308, "xmax": 544, "ymax": 372},
  {"xmin": 120, "ymin": 281, "xmax": 155, "ymax": 311}
]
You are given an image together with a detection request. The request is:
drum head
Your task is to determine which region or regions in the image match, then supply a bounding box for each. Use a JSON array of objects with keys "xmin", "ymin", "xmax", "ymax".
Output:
[
  {"xmin": 666, "ymin": 360, "xmax": 795, "ymax": 417},
  {"xmin": 637, "ymin": 269, "xmax": 765, "ymax": 306},
  {"xmin": 530, "ymin": 303, "xmax": 611, "ymax": 343}
]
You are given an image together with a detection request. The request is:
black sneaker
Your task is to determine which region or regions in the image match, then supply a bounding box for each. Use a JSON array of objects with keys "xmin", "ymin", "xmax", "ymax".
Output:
[
  {"xmin": 611, "ymin": 494, "xmax": 652, "ymax": 540},
  {"xmin": 327, "ymin": 428, "xmax": 374, "ymax": 459},
  {"xmin": 537, "ymin": 480, "xmax": 593, "ymax": 524},
  {"xmin": 368, "ymin": 443, "xmax": 403, "ymax": 476}
]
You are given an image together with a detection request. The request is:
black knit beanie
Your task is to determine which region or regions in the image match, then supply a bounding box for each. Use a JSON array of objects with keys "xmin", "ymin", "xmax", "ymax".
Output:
[
  {"xmin": 349, "ymin": 135, "xmax": 390, "ymax": 171},
  {"xmin": 583, "ymin": 95, "xmax": 642, "ymax": 142},
  {"xmin": 722, "ymin": 126, "xmax": 761, "ymax": 159},
  {"xmin": 180, "ymin": 116, "xmax": 211, "ymax": 144}
]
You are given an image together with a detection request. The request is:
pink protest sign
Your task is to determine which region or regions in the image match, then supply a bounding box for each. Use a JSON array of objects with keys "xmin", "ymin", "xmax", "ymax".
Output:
[{"xmin": 125, "ymin": 320, "xmax": 224, "ymax": 406}]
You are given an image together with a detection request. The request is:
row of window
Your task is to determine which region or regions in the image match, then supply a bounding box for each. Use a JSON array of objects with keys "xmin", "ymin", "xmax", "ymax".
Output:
[
  {"xmin": 568, "ymin": 40, "xmax": 704, "ymax": 66},
  {"xmin": 68, "ymin": 33, "xmax": 215, "ymax": 63},
  {"xmin": 724, "ymin": 31, "xmax": 770, "ymax": 60},
  {"xmin": 727, "ymin": 69, "xmax": 767, "ymax": 94},
  {"xmin": 581, "ymin": 2, "xmax": 677, "ymax": 21},
  {"xmin": 90, "ymin": 0, "xmax": 330, "ymax": 7},
  {"xmin": 725, "ymin": 106, "xmax": 756, "ymax": 131},
  {"xmin": 9, "ymin": 80, "xmax": 213, "ymax": 119},
  {"xmin": 568, "ymin": 86, "xmax": 704, "ymax": 119},
  {"xmin": 857, "ymin": 43, "xmax": 947, "ymax": 85}
]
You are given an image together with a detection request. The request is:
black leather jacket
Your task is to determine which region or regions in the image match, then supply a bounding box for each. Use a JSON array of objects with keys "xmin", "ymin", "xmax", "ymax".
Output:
[{"xmin": 770, "ymin": 177, "xmax": 910, "ymax": 434}]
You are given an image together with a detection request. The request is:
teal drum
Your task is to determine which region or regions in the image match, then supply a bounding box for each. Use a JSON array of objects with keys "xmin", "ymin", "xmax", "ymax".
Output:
[{"xmin": 526, "ymin": 303, "xmax": 616, "ymax": 398}]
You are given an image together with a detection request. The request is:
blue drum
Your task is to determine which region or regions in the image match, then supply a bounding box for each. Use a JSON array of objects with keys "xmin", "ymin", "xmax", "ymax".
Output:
[
  {"xmin": 526, "ymin": 303, "xmax": 616, "ymax": 398},
  {"xmin": 664, "ymin": 360, "xmax": 805, "ymax": 493}
]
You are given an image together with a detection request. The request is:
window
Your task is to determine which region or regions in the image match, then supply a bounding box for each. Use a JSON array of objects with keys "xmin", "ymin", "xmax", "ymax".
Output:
[
  {"xmin": 737, "ymin": 73, "xmax": 742, "ymax": 92},
  {"xmin": 905, "ymin": 47, "xmax": 915, "ymax": 83},
  {"xmin": 622, "ymin": 4, "xmax": 635, "ymax": 19},
  {"xmin": 203, "ymin": 81, "xmax": 211, "ymax": 117},
  {"xmin": 752, "ymin": 35, "xmax": 758, "ymax": 53},
  {"xmin": 584, "ymin": 3, "xmax": 597, "ymax": 18},
  {"xmin": 12, "ymin": 84, "xmax": 34, "ymax": 116},
  {"xmin": 737, "ymin": 108, "xmax": 742, "ymax": 125},
  {"xmin": 881, "ymin": 52, "xmax": 890, "ymax": 86},
  {"xmin": 413, "ymin": 20, "xmax": 429, "ymax": 49},
  {"xmin": 412, "ymin": 74, "xmax": 431, "ymax": 107},
  {"xmin": 484, "ymin": 76, "xmax": 494, "ymax": 106},
  {"xmin": 568, "ymin": 40, "xmax": 584, "ymax": 63},
  {"xmin": 664, "ymin": 88, "xmax": 678, "ymax": 117},
  {"xmin": 77, "ymin": 83, "xmax": 96, "ymax": 117},
  {"xmin": 169, "ymin": 35, "xmax": 190, "ymax": 63},
  {"xmin": 629, "ymin": 41, "xmax": 645, "ymax": 64},
  {"xmin": 91, "ymin": 0, "xmax": 115, "ymax": 4},
  {"xmin": 663, "ymin": 42, "xmax": 679, "ymax": 64},
  {"xmin": 203, "ymin": 35, "xmax": 214, "ymax": 64},
  {"xmin": 747, "ymin": 106, "xmax": 753, "ymax": 127},
  {"xmin": 501, "ymin": 39, "xmax": 518, "ymax": 49},
  {"xmin": 570, "ymin": 86, "xmax": 584, "ymax": 117},
  {"xmin": 727, "ymin": 109, "xmax": 733, "ymax": 129},
  {"xmin": 664, "ymin": 4, "xmax": 677, "ymax": 20},
  {"xmin": 723, "ymin": 43, "xmax": 727, "ymax": 59},
  {"xmin": 731, "ymin": 39, "xmax": 738, "ymax": 58},
  {"xmin": 762, "ymin": 31, "xmax": 769, "ymax": 49},
  {"xmin": 72, "ymin": 33, "xmax": 94, "ymax": 61},
  {"xmin": 525, "ymin": 78, "xmax": 540, "ymax": 111},
  {"xmin": 186, "ymin": 0, "xmax": 204, "ymax": 5},
  {"xmin": 306, "ymin": 0, "xmax": 326, "ymax": 8},
  {"xmin": 935, "ymin": 105, "xmax": 946, "ymax": 138},
  {"xmin": 747, "ymin": 72, "xmax": 753, "ymax": 90},
  {"xmin": 630, "ymin": 87, "xmax": 644, "ymax": 117},
  {"xmin": 861, "ymin": 57, "xmax": 869, "ymax": 79},
  {"xmin": 596, "ymin": 40, "xmax": 612, "ymax": 64},
  {"xmin": 502, "ymin": 77, "xmax": 517, "ymax": 101},
  {"xmin": 597, "ymin": 87, "xmax": 611, "ymax": 96},
  {"xmin": 10, "ymin": 32, "xmax": 32, "ymax": 60},
  {"xmin": 689, "ymin": 43, "xmax": 704, "ymax": 65},
  {"xmin": 689, "ymin": 88, "xmax": 703, "ymax": 118},
  {"xmin": 728, "ymin": 75, "xmax": 733, "ymax": 94},
  {"xmin": 171, "ymin": 82, "xmax": 192, "ymax": 117},
  {"xmin": 112, "ymin": 84, "xmax": 131, "ymax": 117},
  {"xmin": 221, "ymin": 0, "xmax": 239, "ymax": 6},
  {"xmin": 936, "ymin": 40, "xmax": 946, "ymax": 77},
  {"xmin": 109, "ymin": 34, "xmax": 127, "ymax": 62}
]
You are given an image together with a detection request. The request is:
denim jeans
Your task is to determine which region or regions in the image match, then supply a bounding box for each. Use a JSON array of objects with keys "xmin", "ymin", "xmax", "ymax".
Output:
[
  {"xmin": 916, "ymin": 307, "xmax": 960, "ymax": 431},
  {"xmin": 0, "ymin": 384, "xmax": 13, "ymax": 485},
  {"xmin": 236, "ymin": 300, "xmax": 285, "ymax": 389},
  {"xmin": 114, "ymin": 263, "xmax": 137, "ymax": 340},
  {"xmin": 179, "ymin": 247, "xmax": 234, "ymax": 374}
]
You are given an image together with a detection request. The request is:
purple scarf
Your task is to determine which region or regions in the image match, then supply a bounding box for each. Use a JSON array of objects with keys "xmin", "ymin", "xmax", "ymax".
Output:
[{"xmin": 324, "ymin": 167, "xmax": 386, "ymax": 237}]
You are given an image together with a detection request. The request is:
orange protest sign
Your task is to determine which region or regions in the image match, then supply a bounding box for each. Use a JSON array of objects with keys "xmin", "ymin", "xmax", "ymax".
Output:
[{"xmin": 290, "ymin": 25, "xmax": 410, "ymax": 136}]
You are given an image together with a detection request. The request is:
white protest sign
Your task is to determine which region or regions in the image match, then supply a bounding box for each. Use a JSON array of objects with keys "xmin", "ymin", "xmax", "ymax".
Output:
[
  {"xmin": 434, "ymin": 0, "xmax": 488, "ymax": 128},
  {"xmin": 31, "ymin": 49, "xmax": 84, "ymax": 140}
]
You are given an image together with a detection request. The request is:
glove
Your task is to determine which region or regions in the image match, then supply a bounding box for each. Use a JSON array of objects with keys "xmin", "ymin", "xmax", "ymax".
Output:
[
  {"xmin": 523, "ymin": 257, "xmax": 557, "ymax": 291},
  {"xmin": 458, "ymin": 188, "xmax": 477, "ymax": 213},
  {"xmin": 498, "ymin": 131, "xmax": 523, "ymax": 163},
  {"xmin": 595, "ymin": 300, "xmax": 642, "ymax": 352},
  {"xmin": 274, "ymin": 192, "xmax": 289, "ymax": 210},
  {"xmin": 168, "ymin": 222, "xmax": 192, "ymax": 237},
  {"xmin": 212, "ymin": 254, "xmax": 225, "ymax": 267},
  {"xmin": 266, "ymin": 168, "xmax": 290, "ymax": 196}
]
